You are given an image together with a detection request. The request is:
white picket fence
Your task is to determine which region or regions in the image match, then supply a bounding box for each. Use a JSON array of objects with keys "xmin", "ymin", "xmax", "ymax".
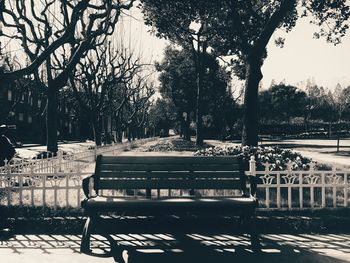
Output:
[
  {"xmin": 247, "ymin": 156, "xmax": 350, "ymax": 210},
  {"xmin": 0, "ymin": 138, "xmax": 155, "ymax": 174},
  {"xmin": 0, "ymin": 138, "xmax": 156, "ymax": 209},
  {"xmin": 0, "ymin": 150, "xmax": 349, "ymax": 210}
]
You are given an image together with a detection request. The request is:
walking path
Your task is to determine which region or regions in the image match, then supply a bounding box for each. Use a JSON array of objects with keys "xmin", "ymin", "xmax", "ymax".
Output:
[
  {"xmin": 14, "ymin": 137, "xmax": 350, "ymax": 167},
  {"xmin": 132, "ymin": 137, "xmax": 350, "ymax": 168},
  {"xmin": 1, "ymin": 233, "xmax": 349, "ymax": 262},
  {"xmin": 260, "ymin": 138, "xmax": 350, "ymax": 168}
]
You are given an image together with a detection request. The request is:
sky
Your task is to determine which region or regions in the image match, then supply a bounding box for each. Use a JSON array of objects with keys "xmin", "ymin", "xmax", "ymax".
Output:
[{"xmin": 262, "ymin": 18, "xmax": 350, "ymax": 90}]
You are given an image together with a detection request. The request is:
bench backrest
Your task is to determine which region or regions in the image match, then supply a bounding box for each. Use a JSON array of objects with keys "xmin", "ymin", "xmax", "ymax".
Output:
[{"xmin": 93, "ymin": 155, "xmax": 246, "ymax": 195}]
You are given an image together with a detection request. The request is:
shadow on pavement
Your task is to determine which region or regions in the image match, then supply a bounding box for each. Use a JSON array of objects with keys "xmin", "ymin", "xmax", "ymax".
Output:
[
  {"xmin": 322, "ymin": 151, "xmax": 350, "ymax": 156},
  {"xmin": 1, "ymin": 232, "xmax": 350, "ymax": 263},
  {"xmin": 262, "ymin": 143, "xmax": 350, "ymax": 150}
]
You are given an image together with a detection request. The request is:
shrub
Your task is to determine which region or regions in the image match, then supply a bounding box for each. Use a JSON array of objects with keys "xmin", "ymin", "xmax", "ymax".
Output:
[
  {"xmin": 146, "ymin": 138, "xmax": 212, "ymax": 152},
  {"xmin": 194, "ymin": 146, "xmax": 313, "ymax": 171}
]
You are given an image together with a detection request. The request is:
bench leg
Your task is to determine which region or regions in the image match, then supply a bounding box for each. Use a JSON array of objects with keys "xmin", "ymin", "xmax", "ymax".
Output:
[
  {"xmin": 81, "ymin": 216, "xmax": 94, "ymax": 253},
  {"xmin": 248, "ymin": 213, "xmax": 260, "ymax": 252}
]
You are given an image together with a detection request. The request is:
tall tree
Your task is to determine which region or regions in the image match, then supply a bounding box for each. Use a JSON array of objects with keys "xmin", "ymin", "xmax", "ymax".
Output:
[
  {"xmin": 148, "ymin": 98, "xmax": 177, "ymax": 136},
  {"xmin": 141, "ymin": 0, "xmax": 350, "ymax": 146},
  {"xmin": 0, "ymin": 0, "xmax": 135, "ymax": 152},
  {"xmin": 69, "ymin": 43, "xmax": 141, "ymax": 145},
  {"xmin": 122, "ymin": 76, "xmax": 155, "ymax": 141},
  {"xmin": 206, "ymin": 0, "xmax": 350, "ymax": 146},
  {"xmin": 141, "ymin": 1, "xmax": 215, "ymax": 145},
  {"xmin": 331, "ymin": 84, "xmax": 350, "ymax": 151},
  {"xmin": 156, "ymin": 45, "xmax": 233, "ymax": 140},
  {"xmin": 156, "ymin": 46, "xmax": 196, "ymax": 141}
]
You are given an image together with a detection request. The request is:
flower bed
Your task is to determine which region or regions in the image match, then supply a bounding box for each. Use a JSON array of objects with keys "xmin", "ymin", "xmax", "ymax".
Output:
[
  {"xmin": 195, "ymin": 146, "xmax": 314, "ymax": 171},
  {"xmin": 146, "ymin": 138, "xmax": 212, "ymax": 152}
]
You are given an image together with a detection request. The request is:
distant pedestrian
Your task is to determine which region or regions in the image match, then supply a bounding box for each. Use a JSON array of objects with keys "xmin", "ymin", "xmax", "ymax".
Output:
[{"xmin": 0, "ymin": 125, "xmax": 16, "ymax": 166}]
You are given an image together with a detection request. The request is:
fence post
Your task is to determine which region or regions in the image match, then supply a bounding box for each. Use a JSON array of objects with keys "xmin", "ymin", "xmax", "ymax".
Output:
[
  {"xmin": 249, "ymin": 156, "xmax": 256, "ymax": 176},
  {"xmin": 249, "ymin": 156, "xmax": 257, "ymax": 197},
  {"xmin": 5, "ymin": 159, "xmax": 11, "ymax": 206},
  {"xmin": 30, "ymin": 162, "xmax": 34, "ymax": 206},
  {"xmin": 54, "ymin": 163, "xmax": 58, "ymax": 211},
  {"xmin": 58, "ymin": 150, "xmax": 63, "ymax": 172}
]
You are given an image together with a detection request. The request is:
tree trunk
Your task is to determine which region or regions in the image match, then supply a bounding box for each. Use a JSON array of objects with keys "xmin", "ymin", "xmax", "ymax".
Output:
[
  {"xmin": 180, "ymin": 115, "xmax": 184, "ymax": 138},
  {"xmin": 195, "ymin": 67, "xmax": 204, "ymax": 146},
  {"xmin": 91, "ymin": 116, "xmax": 102, "ymax": 146},
  {"xmin": 194, "ymin": 39, "xmax": 206, "ymax": 146},
  {"xmin": 184, "ymin": 112, "xmax": 191, "ymax": 141},
  {"xmin": 117, "ymin": 131, "xmax": 123, "ymax": 142},
  {"xmin": 115, "ymin": 122, "xmax": 123, "ymax": 142},
  {"xmin": 337, "ymin": 120, "xmax": 341, "ymax": 152},
  {"xmin": 242, "ymin": 56, "xmax": 263, "ymax": 146},
  {"xmin": 46, "ymin": 83, "xmax": 59, "ymax": 153},
  {"xmin": 337, "ymin": 137, "xmax": 340, "ymax": 152},
  {"xmin": 304, "ymin": 115, "xmax": 309, "ymax": 133}
]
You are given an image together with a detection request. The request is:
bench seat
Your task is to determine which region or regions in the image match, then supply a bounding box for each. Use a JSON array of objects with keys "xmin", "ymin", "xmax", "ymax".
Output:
[{"xmin": 82, "ymin": 196, "xmax": 258, "ymax": 213}]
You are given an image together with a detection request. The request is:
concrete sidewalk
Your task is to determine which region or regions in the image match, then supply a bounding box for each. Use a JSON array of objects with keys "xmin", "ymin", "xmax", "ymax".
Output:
[
  {"xmin": 0, "ymin": 233, "xmax": 349, "ymax": 263},
  {"xmin": 260, "ymin": 138, "xmax": 350, "ymax": 168},
  {"xmin": 15, "ymin": 141, "xmax": 96, "ymax": 160}
]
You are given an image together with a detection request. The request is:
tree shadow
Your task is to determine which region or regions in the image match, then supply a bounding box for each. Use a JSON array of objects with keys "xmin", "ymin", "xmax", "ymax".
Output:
[
  {"xmin": 1, "ymin": 232, "xmax": 350, "ymax": 263},
  {"xmin": 98, "ymin": 232, "xmax": 350, "ymax": 263},
  {"xmin": 322, "ymin": 151, "xmax": 350, "ymax": 156},
  {"xmin": 263, "ymin": 143, "xmax": 350, "ymax": 149}
]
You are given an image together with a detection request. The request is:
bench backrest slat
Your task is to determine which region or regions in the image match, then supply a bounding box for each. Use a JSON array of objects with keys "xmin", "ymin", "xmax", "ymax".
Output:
[
  {"xmin": 100, "ymin": 156, "xmax": 240, "ymax": 165},
  {"xmin": 93, "ymin": 155, "xmax": 245, "ymax": 194},
  {"xmin": 100, "ymin": 164, "xmax": 239, "ymax": 172},
  {"xmin": 99, "ymin": 171, "xmax": 241, "ymax": 179},
  {"xmin": 98, "ymin": 179, "xmax": 242, "ymax": 190}
]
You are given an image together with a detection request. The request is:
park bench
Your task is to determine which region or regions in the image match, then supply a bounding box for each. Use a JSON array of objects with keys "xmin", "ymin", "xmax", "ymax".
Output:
[{"xmin": 80, "ymin": 155, "xmax": 259, "ymax": 256}]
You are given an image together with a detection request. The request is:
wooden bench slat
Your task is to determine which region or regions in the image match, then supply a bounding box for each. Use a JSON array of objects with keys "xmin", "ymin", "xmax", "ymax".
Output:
[
  {"xmin": 100, "ymin": 156, "xmax": 240, "ymax": 164},
  {"xmin": 100, "ymin": 164, "xmax": 240, "ymax": 172},
  {"xmin": 99, "ymin": 171, "xmax": 241, "ymax": 179},
  {"xmin": 98, "ymin": 178, "xmax": 242, "ymax": 189}
]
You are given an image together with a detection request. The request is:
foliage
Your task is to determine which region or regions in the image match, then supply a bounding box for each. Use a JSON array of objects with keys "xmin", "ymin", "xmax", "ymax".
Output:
[
  {"xmin": 156, "ymin": 46, "xmax": 197, "ymax": 115},
  {"xmin": 195, "ymin": 145, "xmax": 312, "ymax": 171},
  {"xmin": 331, "ymin": 84, "xmax": 350, "ymax": 122},
  {"xmin": 305, "ymin": 84, "xmax": 335, "ymax": 122},
  {"xmin": 259, "ymin": 84, "xmax": 307, "ymax": 124},
  {"xmin": 156, "ymin": 45, "xmax": 236, "ymax": 139},
  {"xmin": 148, "ymin": 99, "xmax": 177, "ymax": 135}
]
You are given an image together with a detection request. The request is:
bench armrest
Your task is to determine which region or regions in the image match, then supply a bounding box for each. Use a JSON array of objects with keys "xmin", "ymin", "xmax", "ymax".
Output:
[{"xmin": 82, "ymin": 175, "xmax": 93, "ymax": 199}]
